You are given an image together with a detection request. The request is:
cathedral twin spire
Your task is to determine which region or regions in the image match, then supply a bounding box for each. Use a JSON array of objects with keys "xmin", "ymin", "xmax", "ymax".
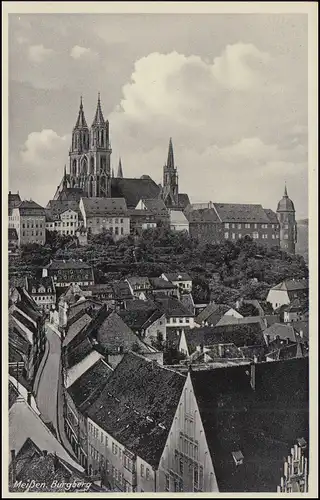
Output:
[{"xmin": 73, "ymin": 93, "xmax": 107, "ymax": 130}]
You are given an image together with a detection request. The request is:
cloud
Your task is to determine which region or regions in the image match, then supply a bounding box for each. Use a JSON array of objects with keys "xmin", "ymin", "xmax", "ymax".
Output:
[
  {"xmin": 21, "ymin": 129, "xmax": 69, "ymax": 165},
  {"xmin": 28, "ymin": 44, "xmax": 54, "ymax": 63},
  {"xmin": 70, "ymin": 45, "xmax": 98, "ymax": 60}
]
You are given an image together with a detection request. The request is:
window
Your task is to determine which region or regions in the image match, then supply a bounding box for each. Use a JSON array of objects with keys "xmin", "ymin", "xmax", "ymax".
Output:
[
  {"xmin": 224, "ymin": 223, "xmax": 229, "ymax": 229},
  {"xmin": 100, "ymin": 431, "xmax": 104, "ymax": 443},
  {"xmin": 194, "ymin": 467, "xmax": 199, "ymax": 488},
  {"xmin": 224, "ymin": 232, "xmax": 229, "ymax": 239},
  {"xmin": 115, "ymin": 218, "xmax": 119, "ymax": 224},
  {"xmin": 121, "ymin": 227, "xmax": 124, "ymax": 235},
  {"xmin": 179, "ymin": 458, "xmax": 184, "ymax": 475},
  {"xmin": 146, "ymin": 468, "xmax": 150, "ymax": 480},
  {"xmin": 238, "ymin": 223, "xmax": 241, "ymax": 229},
  {"xmin": 23, "ymin": 223, "xmax": 25, "ymax": 228},
  {"xmin": 105, "ymin": 435, "xmax": 108, "ymax": 446},
  {"xmin": 238, "ymin": 233, "xmax": 242, "ymax": 239},
  {"xmin": 120, "ymin": 218, "xmax": 124, "ymax": 223},
  {"xmin": 232, "ymin": 223, "xmax": 235, "ymax": 228},
  {"xmin": 165, "ymin": 474, "xmax": 170, "ymax": 491},
  {"xmin": 245, "ymin": 223, "xmax": 250, "ymax": 228},
  {"xmin": 232, "ymin": 233, "xmax": 236, "ymax": 239},
  {"xmin": 140, "ymin": 464, "xmax": 144, "ymax": 477},
  {"xmin": 115, "ymin": 227, "xmax": 119, "ymax": 235}
]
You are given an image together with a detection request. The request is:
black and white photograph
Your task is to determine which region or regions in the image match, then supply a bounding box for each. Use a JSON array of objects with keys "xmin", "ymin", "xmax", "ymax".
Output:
[{"xmin": 3, "ymin": 2, "xmax": 318, "ymax": 496}]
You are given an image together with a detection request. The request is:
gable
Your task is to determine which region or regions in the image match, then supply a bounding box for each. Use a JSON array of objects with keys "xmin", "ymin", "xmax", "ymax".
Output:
[{"xmin": 158, "ymin": 374, "xmax": 219, "ymax": 492}]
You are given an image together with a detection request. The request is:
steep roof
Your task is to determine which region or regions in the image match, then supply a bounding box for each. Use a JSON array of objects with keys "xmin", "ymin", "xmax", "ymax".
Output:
[
  {"xmin": 203, "ymin": 322, "xmax": 266, "ymax": 347},
  {"xmin": 111, "ymin": 177, "xmax": 161, "ymax": 208},
  {"xmin": 9, "ymin": 380, "xmax": 20, "ymax": 409},
  {"xmin": 191, "ymin": 357, "xmax": 309, "ymax": 492},
  {"xmin": 266, "ymin": 342, "xmax": 308, "ymax": 361},
  {"xmin": 263, "ymin": 323, "xmax": 304, "ymax": 343},
  {"xmin": 186, "ymin": 208, "xmax": 221, "ymax": 223},
  {"xmin": 67, "ymin": 358, "xmax": 113, "ymax": 410},
  {"xmin": 80, "ymin": 197, "xmax": 128, "ymax": 216},
  {"xmin": 213, "ymin": 203, "xmax": 270, "ymax": 223},
  {"xmin": 90, "ymin": 309, "xmax": 150, "ymax": 354},
  {"xmin": 149, "ymin": 277, "xmax": 177, "ymax": 289},
  {"xmin": 45, "ymin": 200, "xmax": 81, "ymax": 218},
  {"xmin": 10, "ymin": 438, "xmax": 89, "ymax": 492},
  {"xmin": 178, "ymin": 193, "xmax": 191, "ymax": 209},
  {"xmin": 271, "ymin": 279, "xmax": 308, "ymax": 292},
  {"xmin": 263, "ymin": 208, "xmax": 279, "ymax": 224},
  {"xmin": 8, "ymin": 228, "xmax": 18, "ymax": 240},
  {"xmin": 9, "ymin": 397, "xmax": 83, "ymax": 471},
  {"xmin": 119, "ymin": 308, "xmax": 163, "ymax": 331},
  {"xmin": 195, "ymin": 303, "xmax": 231, "ymax": 326},
  {"xmin": 63, "ymin": 313, "xmax": 93, "ymax": 347},
  {"xmin": 277, "ymin": 186, "xmax": 295, "ymax": 213},
  {"xmin": 163, "ymin": 272, "xmax": 192, "ymax": 282},
  {"xmin": 87, "ymin": 352, "xmax": 186, "ymax": 467},
  {"xmin": 140, "ymin": 198, "xmax": 168, "ymax": 213},
  {"xmin": 16, "ymin": 200, "xmax": 46, "ymax": 216},
  {"xmin": 170, "ymin": 210, "xmax": 189, "ymax": 224},
  {"xmin": 8, "ymin": 191, "xmax": 21, "ymax": 210},
  {"xmin": 215, "ymin": 316, "xmax": 265, "ymax": 328},
  {"xmin": 153, "ymin": 295, "xmax": 194, "ymax": 317}
]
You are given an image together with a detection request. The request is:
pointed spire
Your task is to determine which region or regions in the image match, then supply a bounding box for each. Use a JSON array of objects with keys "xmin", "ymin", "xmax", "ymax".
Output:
[
  {"xmin": 284, "ymin": 183, "xmax": 288, "ymax": 197},
  {"xmin": 117, "ymin": 157, "xmax": 123, "ymax": 178},
  {"xmin": 167, "ymin": 137, "xmax": 175, "ymax": 169},
  {"xmin": 62, "ymin": 165, "xmax": 67, "ymax": 188},
  {"xmin": 75, "ymin": 96, "xmax": 88, "ymax": 128},
  {"xmin": 92, "ymin": 92, "xmax": 105, "ymax": 126}
]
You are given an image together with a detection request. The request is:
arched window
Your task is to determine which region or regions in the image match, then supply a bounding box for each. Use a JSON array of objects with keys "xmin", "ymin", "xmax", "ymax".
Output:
[
  {"xmin": 100, "ymin": 156, "xmax": 106, "ymax": 172},
  {"xmin": 100, "ymin": 176, "xmax": 107, "ymax": 196},
  {"xmin": 72, "ymin": 159, "xmax": 77, "ymax": 176},
  {"xmin": 81, "ymin": 157, "xmax": 88, "ymax": 176},
  {"xmin": 88, "ymin": 176, "xmax": 94, "ymax": 197},
  {"xmin": 90, "ymin": 157, "xmax": 95, "ymax": 174}
]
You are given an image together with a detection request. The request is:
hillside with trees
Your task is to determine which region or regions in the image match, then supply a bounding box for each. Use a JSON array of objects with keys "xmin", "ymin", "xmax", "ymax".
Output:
[{"xmin": 9, "ymin": 228, "xmax": 308, "ymax": 305}]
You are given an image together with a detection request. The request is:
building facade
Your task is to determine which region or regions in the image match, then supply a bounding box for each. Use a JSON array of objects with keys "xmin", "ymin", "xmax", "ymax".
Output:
[
  {"xmin": 11, "ymin": 201, "xmax": 46, "ymax": 246},
  {"xmin": 25, "ymin": 277, "xmax": 56, "ymax": 312},
  {"xmin": 79, "ymin": 197, "xmax": 130, "ymax": 240}
]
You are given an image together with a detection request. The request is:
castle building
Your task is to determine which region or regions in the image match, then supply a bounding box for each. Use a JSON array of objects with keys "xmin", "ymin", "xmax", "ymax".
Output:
[
  {"xmin": 276, "ymin": 185, "xmax": 297, "ymax": 254},
  {"xmin": 48, "ymin": 95, "xmax": 297, "ymax": 254}
]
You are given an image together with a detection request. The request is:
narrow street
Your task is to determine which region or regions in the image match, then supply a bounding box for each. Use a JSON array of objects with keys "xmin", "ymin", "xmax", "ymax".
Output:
[{"xmin": 34, "ymin": 322, "xmax": 77, "ymax": 459}]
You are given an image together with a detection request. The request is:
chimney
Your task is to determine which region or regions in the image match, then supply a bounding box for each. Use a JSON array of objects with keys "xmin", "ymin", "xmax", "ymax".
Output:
[
  {"xmin": 286, "ymin": 337, "xmax": 290, "ymax": 345},
  {"xmin": 250, "ymin": 362, "xmax": 255, "ymax": 390},
  {"xmin": 9, "ymin": 190, "xmax": 11, "ymax": 195},
  {"xmin": 27, "ymin": 391, "xmax": 32, "ymax": 406},
  {"xmin": 11, "ymin": 449, "xmax": 16, "ymax": 483},
  {"xmin": 42, "ymin": 450, "xmax": 48, "ymax": 457}
]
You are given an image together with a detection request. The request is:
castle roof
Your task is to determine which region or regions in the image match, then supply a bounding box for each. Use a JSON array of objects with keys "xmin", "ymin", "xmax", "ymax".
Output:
[
  {"xmin": 213, "ymin": 203, "xmax": 270, "ymax": 223},
  {"xmin": 80, "ymin": 197, "xmax": 128, "ymax": 216},
  {"xmin": 277, "ymin": 185, "xmax": 295, "ymax": 212}
]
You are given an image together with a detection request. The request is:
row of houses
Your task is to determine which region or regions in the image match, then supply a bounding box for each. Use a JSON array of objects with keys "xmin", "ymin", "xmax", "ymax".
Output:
[
  {"xmin": 60, "ymin": 348, "xmax": 309, "ymax": 493},
  {"xmin": 8, "ymin": 191, "xmax": 190, "ymax": 248}
]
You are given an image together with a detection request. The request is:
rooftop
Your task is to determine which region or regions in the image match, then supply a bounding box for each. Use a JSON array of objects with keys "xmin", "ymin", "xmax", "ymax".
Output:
[
  {"xmin": 87, "ymin": 352, "xmax": 186, "ymax": 467},
  {"xmin": 213, "ymin": 203, "xmax": 271, "ymax": 223},
  {"xmin": 111, "ymin": 177, "xmax": 161, "ymax": 208},
  {"xmin": 191, "ymin": 357, "xmax": 308, "ymax": 492},
  {"xmin": 80, "ymin": 197, "xmax": 128, "ymax": 216}
]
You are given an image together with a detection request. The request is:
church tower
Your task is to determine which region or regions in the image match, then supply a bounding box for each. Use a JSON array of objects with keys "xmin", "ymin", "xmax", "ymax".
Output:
[
  {"xmin": 276, "ymin": 184, "xmax": 297, "ymax": 254},
  {"xmin": 162, "ymin": 138, "xmax": 179, "ymax": 207},
  {"xmin": 69, "ymin": 94, "xmax": 112, "ymax": 197}
]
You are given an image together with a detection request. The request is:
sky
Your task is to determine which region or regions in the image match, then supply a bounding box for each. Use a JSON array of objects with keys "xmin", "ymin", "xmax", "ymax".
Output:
[{"xmin": 8, "ymin": 13, "xmax": 308, "ymax": 218}]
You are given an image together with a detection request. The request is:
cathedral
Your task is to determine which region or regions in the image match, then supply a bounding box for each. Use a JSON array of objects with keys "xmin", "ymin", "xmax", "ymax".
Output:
[
  {"xmin": 52, "ymin": 94, "xmax": 297, "ymax": 254},
  {"xmin": 53, "ymin": 95, "xmax": 190, "ymax": 210}
]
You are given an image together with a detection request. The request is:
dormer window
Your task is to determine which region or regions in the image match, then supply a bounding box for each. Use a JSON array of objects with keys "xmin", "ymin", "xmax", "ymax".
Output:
[
  {"xmin": 232, "ymin": 450, "xmax": 244, "ymax": 466},
  {"xmin": 32, "ymin": 287, "xmax": 36, "ymax": 293}
]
